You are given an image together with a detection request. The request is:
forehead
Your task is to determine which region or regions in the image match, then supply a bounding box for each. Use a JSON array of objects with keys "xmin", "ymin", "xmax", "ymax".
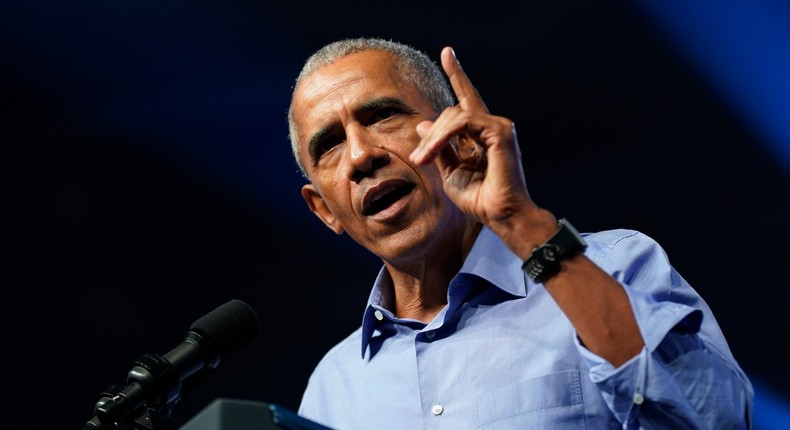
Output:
[
  {"xmin": 292, "ymin": 50, "xmax": 423, "ymax": 133},
  {"xmin": 296, "ymin": 50, "xmax": 406, "ymax": 103}
]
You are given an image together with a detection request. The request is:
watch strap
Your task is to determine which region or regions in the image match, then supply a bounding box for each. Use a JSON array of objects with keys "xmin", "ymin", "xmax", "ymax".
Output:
[{"xmin": 522, "ymin": 218, "xmax": 587, "ymax": 283}]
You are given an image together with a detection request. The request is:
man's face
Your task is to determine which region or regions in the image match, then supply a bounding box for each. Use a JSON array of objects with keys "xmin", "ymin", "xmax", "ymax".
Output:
[{"xmin": 291, "ymin": 50, "xmax": 463, "ymax": 262}]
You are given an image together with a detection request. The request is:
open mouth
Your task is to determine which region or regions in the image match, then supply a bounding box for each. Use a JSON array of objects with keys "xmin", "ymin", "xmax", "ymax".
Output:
[{"xmin": 362, "ymin": 182, "xmax": 416, "ymax": 216}]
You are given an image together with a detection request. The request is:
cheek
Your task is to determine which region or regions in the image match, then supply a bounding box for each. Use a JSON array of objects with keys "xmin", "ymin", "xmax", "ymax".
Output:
[
  {"xmin": 412, "ymin": 162, "xmax": 445, "ymax": 204},
  {"xmin": 319, "ymin": 176, "xmax": 354, "ymax": 214}
]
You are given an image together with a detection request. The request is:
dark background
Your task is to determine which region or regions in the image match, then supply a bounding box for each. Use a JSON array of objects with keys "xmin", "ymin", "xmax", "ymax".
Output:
[{"xmin": 2, "ymin": 1, "xmax": 789, "ymax": 428}]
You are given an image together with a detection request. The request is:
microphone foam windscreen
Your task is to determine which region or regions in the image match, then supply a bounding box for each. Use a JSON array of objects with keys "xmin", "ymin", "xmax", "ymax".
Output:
[{"xmin": 190, "ymin": 299, "xmax": 261, "ymax": 361}]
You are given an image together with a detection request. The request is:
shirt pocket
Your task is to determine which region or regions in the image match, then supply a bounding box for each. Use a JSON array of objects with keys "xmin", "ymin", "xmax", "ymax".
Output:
[{"xmin": 475, "ymin": 369, "xmax": 587, "ymax": 429}]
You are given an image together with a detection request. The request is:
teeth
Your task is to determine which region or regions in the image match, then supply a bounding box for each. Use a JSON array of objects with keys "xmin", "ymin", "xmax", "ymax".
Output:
[
  {"xmin": 371, "ymin": 192, "xmax": 387, "ymax": 204},
  {"xmin": 363, "ymin": 181, "xmax": 416, "ymax": 217},
  {"xmin": 364, "ymin": 182, "xmax": 401, "ymax": 216}
]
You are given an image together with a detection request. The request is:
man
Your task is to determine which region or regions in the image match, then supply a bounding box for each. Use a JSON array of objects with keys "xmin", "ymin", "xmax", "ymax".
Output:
[{"xmin": 287, "ymin": 38, "xmax": 753, "ymax": 429}]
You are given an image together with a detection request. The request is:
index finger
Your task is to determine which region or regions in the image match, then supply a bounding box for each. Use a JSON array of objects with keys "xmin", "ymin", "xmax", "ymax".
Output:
[{"xmin": 441, "ymin": 46, "xmax": 489, "ymax": 113}]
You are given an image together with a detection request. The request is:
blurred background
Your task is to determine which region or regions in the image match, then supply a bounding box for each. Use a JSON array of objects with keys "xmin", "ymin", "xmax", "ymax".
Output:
[{"xmin": 2, "ymin": 0, "xmax": 788, "ymax": 428}]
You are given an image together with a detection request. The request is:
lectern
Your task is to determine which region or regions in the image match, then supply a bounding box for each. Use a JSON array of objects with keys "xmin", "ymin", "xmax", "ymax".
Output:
[{"xmin": 178, "ymin": 398, "xmax": 333, "ymax": 430}]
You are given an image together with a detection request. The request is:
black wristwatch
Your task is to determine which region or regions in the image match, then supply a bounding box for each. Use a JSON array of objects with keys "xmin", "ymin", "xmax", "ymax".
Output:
[{"xmin": 522, "ymin": 218, "xmax": 587, "ymax": 283}]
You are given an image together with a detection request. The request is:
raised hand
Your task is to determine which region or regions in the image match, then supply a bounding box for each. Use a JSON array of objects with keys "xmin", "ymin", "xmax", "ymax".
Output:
[{"xmin": 410, "ymin": 46, "xmax": 537, "ymax": 231}]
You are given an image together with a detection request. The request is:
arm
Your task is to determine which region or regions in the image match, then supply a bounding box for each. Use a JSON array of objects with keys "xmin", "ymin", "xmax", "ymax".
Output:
[
  {"xmin": 411, "ymin": 46, "xmax": 753, "ymax": 427},
  {"xmin": 411, "ymin": 46, "xmax": 642, "ymax": 366}
]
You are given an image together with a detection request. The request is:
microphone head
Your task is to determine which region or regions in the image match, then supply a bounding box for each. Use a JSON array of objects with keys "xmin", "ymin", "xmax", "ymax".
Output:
[{"xmin": 189, "ymin": 299, "xmax": 261, "ymax": 364}]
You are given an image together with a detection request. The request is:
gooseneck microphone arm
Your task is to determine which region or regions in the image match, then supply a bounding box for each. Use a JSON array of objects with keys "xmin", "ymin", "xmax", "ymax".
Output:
[{"xmin": 80, "ymin": 299, "xmax": 261, "ymax": 430}]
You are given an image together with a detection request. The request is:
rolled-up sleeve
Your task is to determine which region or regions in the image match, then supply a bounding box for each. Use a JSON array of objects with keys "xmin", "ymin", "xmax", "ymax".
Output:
[{"xmin": 575, "ymin": 230, "xmax": 754, "ymax": 429}]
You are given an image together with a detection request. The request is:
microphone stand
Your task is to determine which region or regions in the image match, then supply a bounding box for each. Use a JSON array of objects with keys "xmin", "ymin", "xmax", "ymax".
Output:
[
  {"xmin": 79, "ymin": 299, "xmax": 261, "ymax": 430},
  {"xmin": 79, "ymin": 353, "xmax": 181, "ymax": 430}
]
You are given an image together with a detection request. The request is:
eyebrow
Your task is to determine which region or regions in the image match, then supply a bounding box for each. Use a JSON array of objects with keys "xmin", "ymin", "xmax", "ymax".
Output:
[
  {"xmin": 358, "ymin": 96, "xmax": 411, "ymax": 115},
  {"xmin": 306, "ymin": 96, "xmax": 413, "ymax": 163}
]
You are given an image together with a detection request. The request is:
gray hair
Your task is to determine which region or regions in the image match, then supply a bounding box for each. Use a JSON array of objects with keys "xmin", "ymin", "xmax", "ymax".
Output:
[{"xmin": 287, "ymin": 38, "xmax": 455, "ymax": 178}]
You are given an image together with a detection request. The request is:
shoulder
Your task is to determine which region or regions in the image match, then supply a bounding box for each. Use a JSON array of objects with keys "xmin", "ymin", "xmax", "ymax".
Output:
[
  {"xmin": 582, "ymin": 229, "xmax": 675, "ymax": 280},
  {"xmin": 583, "ymin": 228, "xmax": 667, "ymax": 258},
  {"xmin": 583, "ymin": 228, "xmax": 655, "ymax": 247}
]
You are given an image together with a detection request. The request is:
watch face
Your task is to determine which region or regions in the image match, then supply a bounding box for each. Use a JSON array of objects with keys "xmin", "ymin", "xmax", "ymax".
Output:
[{"xmin": 540, "ymin": 245, "xmax": 558, "ymax": 262}]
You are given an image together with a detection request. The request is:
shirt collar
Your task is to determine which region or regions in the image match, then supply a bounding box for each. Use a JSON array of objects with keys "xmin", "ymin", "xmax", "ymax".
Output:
[
  {"xmin": 360, "ymin": 226, "xmax": 528, "ymax": 358},
  {"xmin": 457, "ymin": 226, "xmax": 527, "ymax": 297}
]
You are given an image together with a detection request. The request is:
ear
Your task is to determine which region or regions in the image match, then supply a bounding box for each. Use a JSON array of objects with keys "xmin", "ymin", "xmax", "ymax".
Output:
[{"xmin": 301, "ymin": 183, "xmax": 345, "ymax": 235}]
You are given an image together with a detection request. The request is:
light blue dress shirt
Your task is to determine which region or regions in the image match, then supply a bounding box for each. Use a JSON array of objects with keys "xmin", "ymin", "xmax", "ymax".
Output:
[{"xmin": 298, "ymin": 227, "xmax": 754, "ymax": 429}]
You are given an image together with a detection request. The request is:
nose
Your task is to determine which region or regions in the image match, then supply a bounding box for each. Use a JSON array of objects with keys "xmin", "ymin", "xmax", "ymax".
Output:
[{"xmin": 345, "ymin": 127, "xmax": 390, "ymax": 182}]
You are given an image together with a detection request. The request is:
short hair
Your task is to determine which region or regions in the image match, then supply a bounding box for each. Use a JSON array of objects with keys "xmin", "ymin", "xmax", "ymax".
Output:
[{"xmin": 287, "ymin": 38, "xmax": 455, "ymax": 178}]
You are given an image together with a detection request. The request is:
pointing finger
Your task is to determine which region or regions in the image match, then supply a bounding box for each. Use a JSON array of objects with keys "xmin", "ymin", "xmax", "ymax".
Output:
[{"xmin": 441, "ymin": 46, "xmax": 489, "ymax": 114}]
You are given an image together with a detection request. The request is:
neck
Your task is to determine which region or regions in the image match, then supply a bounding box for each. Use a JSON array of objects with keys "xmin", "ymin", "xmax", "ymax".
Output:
[{"xmin": 384, "ymin": 222, "xmax": 483, "ymax": 323}]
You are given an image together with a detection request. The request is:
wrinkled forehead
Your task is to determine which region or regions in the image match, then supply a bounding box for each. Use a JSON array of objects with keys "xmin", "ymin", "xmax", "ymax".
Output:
[
  {"xmin": 291, "ymin": 50, "xmax": 418, "ymax": 139},
  {"xmin": 294, "ymin": 50, "xmax": 403, "ymax": 107}
]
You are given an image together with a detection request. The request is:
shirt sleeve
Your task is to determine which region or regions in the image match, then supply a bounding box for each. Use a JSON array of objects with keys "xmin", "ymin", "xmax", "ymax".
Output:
[{"xmin": 575, "ymin": 229, "xmax": 754, "ymax": 429}]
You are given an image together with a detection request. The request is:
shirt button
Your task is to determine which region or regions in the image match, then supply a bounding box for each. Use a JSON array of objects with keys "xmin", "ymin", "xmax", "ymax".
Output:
[
  {"xmin": 431, "ymin": 403, "xmax": 444, "ymax": 416},
  {"xmin": 425, "ymin": 331, "xmax": 436, "ymax": 339},
  {"xmin": 633, "ymin": 393, "xmax": 644, "ymax": 405},
  {"xmin": 374, "ymin": 310, "xmax": 384, "ymax": 321}
]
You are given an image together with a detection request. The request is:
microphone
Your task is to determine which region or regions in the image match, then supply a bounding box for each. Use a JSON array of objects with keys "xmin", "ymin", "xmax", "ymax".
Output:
[{"xmin": 82, "ymin": 299, "xmax": 261, "ymax": 429}]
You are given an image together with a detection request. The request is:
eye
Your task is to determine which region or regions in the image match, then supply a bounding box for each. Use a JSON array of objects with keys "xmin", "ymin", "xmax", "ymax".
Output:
[
  {"xmin": 315, "ymin": 135, "xmax": 343, "ymax": 159},
  {"xmin": 370, "ymin": 106, "xmax": 401, "ymax": 123}
]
